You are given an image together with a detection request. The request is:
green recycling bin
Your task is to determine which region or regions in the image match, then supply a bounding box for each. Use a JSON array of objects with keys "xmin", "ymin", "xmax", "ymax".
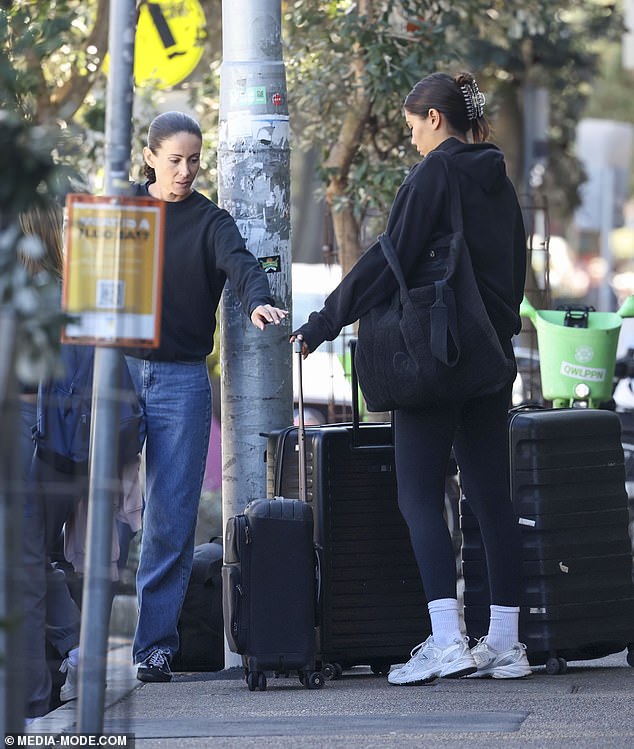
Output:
[{"xmin": 520, "ymin": 296, "xmax": 634, "ymax": 408}]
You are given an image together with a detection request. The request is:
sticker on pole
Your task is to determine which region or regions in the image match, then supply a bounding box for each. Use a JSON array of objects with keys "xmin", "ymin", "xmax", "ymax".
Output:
[{"xmin": 62, "ymin": 194, "xmax": 165, "ymax": 347}]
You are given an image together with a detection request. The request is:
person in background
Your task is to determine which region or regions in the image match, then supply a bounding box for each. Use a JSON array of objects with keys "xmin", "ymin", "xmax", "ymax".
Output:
[
  {"xmin": 126, "ymin": 111, "xmax": 288, "ymax": 683},
  {"xmin": 291, "ymin": 72, "xmax": 531, "ymax": 685},
  {"xmin": 18, "ymin": 200, "xmax": 82, "ymax": 721}
]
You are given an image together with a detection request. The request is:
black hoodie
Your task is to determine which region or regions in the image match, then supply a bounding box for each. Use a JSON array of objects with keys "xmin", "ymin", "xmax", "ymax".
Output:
[
  {"xmin": 294, "ymin": 137, "xmax": 526, "ymax": 356},
  {"xmin": 125, "ymin": 185, "xmax": 274, "ymax": 361}
]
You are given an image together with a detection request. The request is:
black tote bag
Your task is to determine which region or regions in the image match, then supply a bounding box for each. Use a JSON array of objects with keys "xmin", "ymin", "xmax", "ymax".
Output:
[{"xmin": 355, "ymin": 155, "xmax": 516, "ymax": 412}]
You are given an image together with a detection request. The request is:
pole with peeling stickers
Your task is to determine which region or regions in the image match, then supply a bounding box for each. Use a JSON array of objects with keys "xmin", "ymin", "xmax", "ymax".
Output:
[{"xmin": 218, "ymin": 0, "xmax": 293, "ymax": 663}]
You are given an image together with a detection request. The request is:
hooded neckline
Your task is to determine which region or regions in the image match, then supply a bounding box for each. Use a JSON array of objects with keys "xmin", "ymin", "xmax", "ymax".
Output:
[{"xmin": 431, "ymin": 137, "xmax": 508, "ymax": 194}]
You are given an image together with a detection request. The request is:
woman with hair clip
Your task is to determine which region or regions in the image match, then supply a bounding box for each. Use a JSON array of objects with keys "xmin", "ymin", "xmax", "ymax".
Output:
[{"xmin": 291, "ymin": 71, "xmax": 531, "ymax": 684}]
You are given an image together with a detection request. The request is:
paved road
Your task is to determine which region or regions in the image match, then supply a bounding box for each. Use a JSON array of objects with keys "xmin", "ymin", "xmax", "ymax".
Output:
[{"xmin": 30, "ymin": 640, "xmax": 634, "ymax": 749}]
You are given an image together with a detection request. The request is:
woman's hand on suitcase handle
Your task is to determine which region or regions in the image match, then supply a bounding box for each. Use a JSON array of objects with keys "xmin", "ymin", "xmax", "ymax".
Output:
[{"xmin": 290, "ymin": 334, "xmax": 310, "ymax": 359}]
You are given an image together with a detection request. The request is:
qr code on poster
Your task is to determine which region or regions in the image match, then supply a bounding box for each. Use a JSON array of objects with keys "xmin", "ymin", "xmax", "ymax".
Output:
[{"xmin": 96, "ymin": 280, "xmax": 125, "ymax": 309}]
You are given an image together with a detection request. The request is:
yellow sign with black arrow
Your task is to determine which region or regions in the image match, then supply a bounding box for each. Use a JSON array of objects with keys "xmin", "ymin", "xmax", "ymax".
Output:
[
  {"xmin": 104, "ymin": 0, "xmax": 207, "ymax": 89},
  {"xmin": 136, "ymin": 0, "xmax": 206, "ymax": 88}
]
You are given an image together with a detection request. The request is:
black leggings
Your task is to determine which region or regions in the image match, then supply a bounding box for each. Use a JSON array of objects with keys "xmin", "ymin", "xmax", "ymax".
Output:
[{"xmin": 394, "ymin": 383, "xmax": 521, "ymax": 606}]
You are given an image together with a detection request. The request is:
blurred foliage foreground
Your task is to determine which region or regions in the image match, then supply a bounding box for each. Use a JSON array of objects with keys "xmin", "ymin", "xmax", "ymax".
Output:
[{"xmin": 0, "ymin": 112, "xmax": 74, "ymax": 385}]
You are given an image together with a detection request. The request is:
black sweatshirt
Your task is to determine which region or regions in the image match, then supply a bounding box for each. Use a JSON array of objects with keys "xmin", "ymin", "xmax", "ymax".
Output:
[
  {"xmin": 294, "ymin": 138, "xmax": 527, "ymax": 356},
  {"xmin": 127, "ymin": 184, "xmax": 274, "ymax": 361}
]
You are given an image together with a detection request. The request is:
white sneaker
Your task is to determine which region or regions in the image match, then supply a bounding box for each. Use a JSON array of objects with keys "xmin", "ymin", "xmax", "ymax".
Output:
[
  {"xmin": 388, "ymin": 636, "xmax": 477, "ymax": 685},
  {"xmin": 470, "ymin": 637, "xmax": 532, "ymax": 679},
  {"xmin": 59, "ymin": 657, "xmax": 78, "ymax": 701}
]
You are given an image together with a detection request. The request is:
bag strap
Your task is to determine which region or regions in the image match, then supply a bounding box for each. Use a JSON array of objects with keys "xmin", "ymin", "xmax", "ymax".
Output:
[
  {"xmin": 378, "ymin": 231, "xmax": 409, "ymax": 293},
  {"xmin": 378, "ymin": 150, "xmax": 463, "ymax": 287},
  {"xmin": 377, "ymin": 233, "xmax": 460, "ymax": 367},
  {"xmin": 376, "ymin": 150, "xmax": 469, "ymax": 367},
  {"xmin": 430, "ymin": 279, "xmax": 459, "ymax": 366},
  {"xmin": 434, "ymin": 150, "xmax": 464, "ymax": 235}
]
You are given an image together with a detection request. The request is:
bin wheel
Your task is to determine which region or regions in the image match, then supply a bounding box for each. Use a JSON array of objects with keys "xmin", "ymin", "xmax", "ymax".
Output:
[
  {"xmin": 322, "ymin": 662, "xmax": 343, "ymax": 680},
  {"xmin": 627, "ymin": 645, "xmax": 634, "ymax": 667},
  {"xmin": 247, "ymin": 671, "xmax": 257, "ymax": 691},
  {"xmin": 557, "ymin": 657, "xmax": 568, "ymax": 674},
  {"xmin": 307, "ymin": 671, "xmax": 325, "ymax": 689},
  {"xmin": 545, "ymin": 656, "xmax": 567, "ymax": 675},
  {"xmin": 258, "ymin": 671, "xmax": 267, "ymax": 691},
  {"xmin": 370, "ymin": 663, "xmax": 390, "ymax": 676}
]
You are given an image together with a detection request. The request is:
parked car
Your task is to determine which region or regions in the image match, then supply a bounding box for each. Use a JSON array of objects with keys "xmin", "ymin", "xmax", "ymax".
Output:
[{"xmin": 292, "ymin": 263, "xmax": 353, "ymax": 424}]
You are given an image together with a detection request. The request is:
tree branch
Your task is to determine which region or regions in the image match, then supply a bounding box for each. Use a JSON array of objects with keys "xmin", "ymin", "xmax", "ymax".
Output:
[{"xmin": 37, "ymin": 0, "xmax": 110, "ymax": 123}]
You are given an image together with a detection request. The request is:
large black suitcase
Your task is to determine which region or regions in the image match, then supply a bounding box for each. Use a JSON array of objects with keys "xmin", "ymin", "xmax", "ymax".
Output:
[
  {"xmin": 266, "ymin": 358, "xmax": 430, "ymax": 678},
  {"xmin": 462, "ymin": 407, "xmax": 634, "ymax": 673},
  {"xmin": 221, "ymin": 344, "xmax": 324, "ymax": 691}
]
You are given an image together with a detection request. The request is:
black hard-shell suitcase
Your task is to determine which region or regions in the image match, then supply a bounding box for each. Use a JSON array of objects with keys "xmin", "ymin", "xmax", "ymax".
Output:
[
  {"xmin": 462, "ymin": 407, "xmax": 634, "ymax": 673},
  {"xmin": 221, "ymin": 343, "xmax": 324, "ymax": 691},
  {"xmin": 266, "ymin": 348, "xmax": 430, "ymax": 678},
  {"xmin": 172, "ymin": 540, "xmax": 224, "ymax": 673},
  {"xmin": 616, "ymin": 409, "xmax": 634, "ymax": 554}
]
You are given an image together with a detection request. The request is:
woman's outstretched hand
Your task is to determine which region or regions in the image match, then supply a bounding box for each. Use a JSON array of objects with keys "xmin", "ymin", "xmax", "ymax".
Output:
[{"xmin": 250, "ymin": 304, "xmax": 288, "ymax": 330}]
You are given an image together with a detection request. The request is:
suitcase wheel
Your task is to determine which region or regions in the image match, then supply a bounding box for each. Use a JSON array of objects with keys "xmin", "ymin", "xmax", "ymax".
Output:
[
  {"xmin": 370, "ymin": 663, "xmax": 390, "ymax": 677},
  {"xmin": 322, "ymin": 662, "xmax": 343, "ymax": 680},
  {"xmin": 247, "ymin": 670, "xmax": 267, "ymax": 691},
  {"xmin": 303, "ymin": 670, "xmax": 325, "ymax": 690},
  {"xmin": 545, "ymin": 656, "xmax": 568, "ymax": 675}
]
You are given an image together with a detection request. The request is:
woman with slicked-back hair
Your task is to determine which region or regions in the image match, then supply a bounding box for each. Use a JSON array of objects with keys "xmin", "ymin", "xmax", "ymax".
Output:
[
  {"xmin": 292, "ymin": 72, "xmax": 530, "ymax": 685},
  {"xmin": 126, "ymin": 111, "xmax": 288, "ymax": 683}
]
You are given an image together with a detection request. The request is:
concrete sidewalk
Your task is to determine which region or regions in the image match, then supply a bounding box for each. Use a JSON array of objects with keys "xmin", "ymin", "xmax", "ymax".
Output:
[{"xmin": 28, "ymin": 638, "xmax": 634, "ymax": 748}]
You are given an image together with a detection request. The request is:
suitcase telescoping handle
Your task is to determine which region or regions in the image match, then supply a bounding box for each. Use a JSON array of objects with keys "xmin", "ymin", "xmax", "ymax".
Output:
[
  {"xmin": 348, "ymin": 338, "xmax": 394, "ymax": 449},
  {"xmin": 294, "ymin": 338, "xmax": 308, "ymax": 502}
]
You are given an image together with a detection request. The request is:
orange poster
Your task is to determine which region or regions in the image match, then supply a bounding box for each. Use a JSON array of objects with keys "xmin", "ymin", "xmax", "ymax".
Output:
[{"xmin": 62, "ymin": 194, "xmax": 164, "ymax": 347}]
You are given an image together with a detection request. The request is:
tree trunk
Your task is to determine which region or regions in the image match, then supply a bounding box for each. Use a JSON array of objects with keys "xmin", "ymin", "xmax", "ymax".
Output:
[
  {"xmin": 36, "ymin": 0, "xmax": 110, "ymax": 123},
  {"xmin": 323, "ymin": 1, "xmax": 373, "ymax": 277},
  {"xmin": 489, "ymin": 79, "xmax": 524, "ymax": 192},
  {"xmin": 329, "ymin": 199, "xmax": 362, "ymax": 277}
]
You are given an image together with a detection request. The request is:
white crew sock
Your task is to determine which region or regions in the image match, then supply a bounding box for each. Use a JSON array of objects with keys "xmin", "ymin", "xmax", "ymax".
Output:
[
  {"xmin": 67, "ymin": 646, "xmax": 80, "ymax": 667},
  {"xmin": 486, "ymin": 605, "xmax": 520, "ymax": 652},
  {"xmin": 427, "ymin": 598, "xmax": 462, "ymax": 648}
]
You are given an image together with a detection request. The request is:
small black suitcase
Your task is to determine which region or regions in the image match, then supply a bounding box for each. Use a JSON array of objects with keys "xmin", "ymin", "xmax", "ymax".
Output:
[
  {"xmin": 172, "ymin": 540, "xmax": 224, "ymax": 673},
  {"xmin": 221, "ymin": 343, "xmax": 324, "ymax": 691},
  {"xmin": 462, "ymin": 407, "xmax": 634, "ymax": 673},
  {"xmin": 266, "ymin": 346, "xmax": 431, "ymax": 678}
]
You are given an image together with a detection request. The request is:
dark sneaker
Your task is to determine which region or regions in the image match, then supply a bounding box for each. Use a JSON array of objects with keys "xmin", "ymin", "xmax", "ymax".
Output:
[{"xmin": 137, "ymin": 649, "xmax": 172, "ymax": 683}]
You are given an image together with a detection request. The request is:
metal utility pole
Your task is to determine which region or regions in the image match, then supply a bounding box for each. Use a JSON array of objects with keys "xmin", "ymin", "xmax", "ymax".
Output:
[
  {"xmin": 218, "ymin": 0, "xmax": 293, "ymax": 663},
  {"xmin": 522, "ymin": 84, "xmax": 549, "ymax": 200},
  {"xmin": 0, "ymin": 311, "xmax": 23, "ymax": 733},
  {"xmin": 77, "ymin": 0, "xmax": 136, "ymax": 732}
]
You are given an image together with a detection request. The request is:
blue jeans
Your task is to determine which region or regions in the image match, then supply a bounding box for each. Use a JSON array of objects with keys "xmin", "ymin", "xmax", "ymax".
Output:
[{"xmin": 124, "ymin": 357, "xmax": 212, "ymax": 663}]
